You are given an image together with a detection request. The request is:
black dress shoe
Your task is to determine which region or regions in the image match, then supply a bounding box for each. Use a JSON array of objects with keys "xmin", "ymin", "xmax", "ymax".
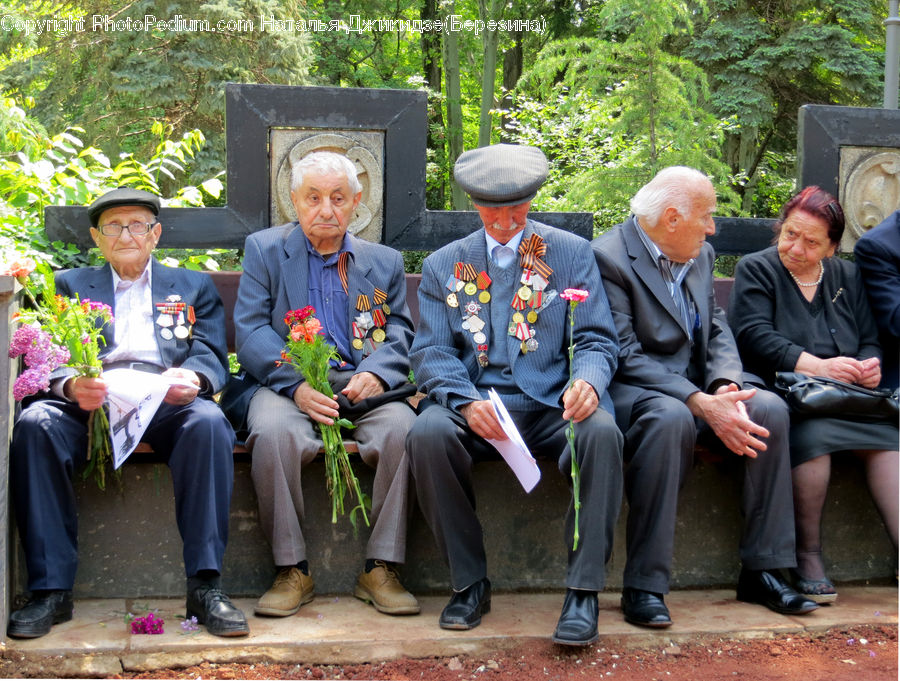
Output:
[
  {"xmin": 736, "ymin": 569, "xmax": 819, "ymax": 615},
  {"xmin": 552, "ymin": 589, "xmax": 599, "ymax": 646},
  {"xmin": 439, "ymin": 578, "xmax": 491, "ymax": 630},
  {"xmin": 620, "ymin": 587, "xmax": 672, "ymax": 628},
  {"xmin": 186, "ymin": 583, "xmax": 250, "ymax": 637},
  {"xmin": 7, "ymin": 590, "xmax": 73, "ymax": 639}
]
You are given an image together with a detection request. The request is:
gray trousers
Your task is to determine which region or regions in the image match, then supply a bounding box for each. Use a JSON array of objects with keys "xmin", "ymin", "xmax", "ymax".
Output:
[
  {"xmin": 620, "ymin": 386, "xmax": 796, "ymax": 595},
  {"xmin": 407, "ymin": 400, "xmax": 623, "ymax": 592},
  {"xmin": 246, "ymin": 387, "xmax": 415, "ymax": 566}
]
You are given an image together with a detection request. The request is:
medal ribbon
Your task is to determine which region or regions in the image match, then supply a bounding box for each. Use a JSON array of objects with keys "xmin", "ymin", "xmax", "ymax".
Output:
[
  {"xmin": 372, "ymin": 287, "xmax": 387, "ymax": 304},
  {"xmin": 518, "ymin": 234, "xmax": 553, "ymax": 280},
  {"xmin": 338, "ymin": 251, "xmax": 349, "ymax": 295}
]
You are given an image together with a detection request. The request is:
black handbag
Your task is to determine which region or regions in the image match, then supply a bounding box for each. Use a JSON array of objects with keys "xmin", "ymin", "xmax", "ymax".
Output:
[{"xmin": 773, "ymin": 372, "xmax": 899, "ymax": 423}]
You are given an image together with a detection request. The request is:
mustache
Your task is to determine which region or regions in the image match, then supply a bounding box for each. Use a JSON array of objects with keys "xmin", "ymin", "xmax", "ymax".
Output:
[{"xmin": 489, "ymin": 221, "xmax": 526, "ymax": 231}]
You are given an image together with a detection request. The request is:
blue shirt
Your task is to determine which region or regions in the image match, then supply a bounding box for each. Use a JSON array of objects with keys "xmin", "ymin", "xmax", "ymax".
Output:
[{"xmin": 305, "ymin": 233, "xmax": 354, "ymax": 369}]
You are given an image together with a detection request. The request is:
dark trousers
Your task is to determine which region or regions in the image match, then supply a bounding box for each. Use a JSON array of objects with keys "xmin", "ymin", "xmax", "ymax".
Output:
[
  {"xmin": 619, "ymin": 387, "xmax": 796, "ymax": 595},
  {"xmin": 407, "ymin": 400, "xmax": 623, "ymax": 592},
  {"xmin": 11, "ymin": 396, "xmax": 235, "ymax": 591}
]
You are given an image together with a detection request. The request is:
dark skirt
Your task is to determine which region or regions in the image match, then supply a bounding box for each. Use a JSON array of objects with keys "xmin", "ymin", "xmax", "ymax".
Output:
[{"xmin": 790, "ymin": 416, "xmax": 899, "ymax": 467}]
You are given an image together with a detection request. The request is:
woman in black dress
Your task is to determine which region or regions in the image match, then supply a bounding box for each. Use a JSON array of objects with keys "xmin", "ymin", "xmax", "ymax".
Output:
[{"xmin": 729, "ymin": 186, "xmax": 898, "ymax": 603}]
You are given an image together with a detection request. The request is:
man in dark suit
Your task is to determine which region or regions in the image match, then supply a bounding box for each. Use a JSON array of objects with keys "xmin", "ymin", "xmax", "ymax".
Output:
[
  {"xmin": 854, "ymin": 209, "xmax": 900, "ymax": 390},
  {"xmin": 8, "ymin": 188, "xmax": 247, "ymax": 639},
  {"xmin": 592, "ymin": 166, "xmax": 818, "ymax": 628},
  {"xmin": 406, "ymin": 144, "xmax": 623, "ymax": 646},
  {"xmin": 233, "ymin": 151, "xmax": 418, "ymax": 618}
]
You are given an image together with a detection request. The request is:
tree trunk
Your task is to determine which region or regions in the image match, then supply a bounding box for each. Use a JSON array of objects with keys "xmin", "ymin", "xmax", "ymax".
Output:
[
  {"xmin": 443, "ymin": 1, "xmax": 467, "ymax": 209},
  {"xmin": 477, "ymin": 0, "xmax": 504, "ymax": 148},
  {"xmin": 421, "ymin": 0, "xmax": 445, "ymax": 208},
  {"xmin": 499, "ymin": 35, "xmax": 523, "ymax": 138}
]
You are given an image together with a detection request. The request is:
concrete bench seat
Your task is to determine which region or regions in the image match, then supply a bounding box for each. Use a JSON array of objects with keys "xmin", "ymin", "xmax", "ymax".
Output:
[{"xmin": 9, "ymin": 269, "xmax": 895, "ymax": 601}]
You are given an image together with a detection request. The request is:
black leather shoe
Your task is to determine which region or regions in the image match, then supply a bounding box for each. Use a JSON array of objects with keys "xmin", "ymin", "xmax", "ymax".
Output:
[
  {"xmin": 186, "ymin": 583, "xmax": 250, "ymax": 637},
  {"xmin": 736, "ymin": 569, "xmax": 819, "ymax": 615},
  {"xmin": 439, "ymin": 578, "xmax": 491, "ymax": 630},
  {"xmin": 7, "ymin": 590, "xmax": 73, "ymax": 639},
  {"xmin": 620, "ymin": 587, "xmax": 673, "ymax": 628},
  {"xmin": 552, "ymin": 589, "xmax": 599, "ymax": 646}
]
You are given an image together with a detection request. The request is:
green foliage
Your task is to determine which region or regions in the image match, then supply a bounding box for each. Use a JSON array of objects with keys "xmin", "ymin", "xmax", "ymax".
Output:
[
  {"xmin": 0, "ymin": 0, "xmax": 313, "ymax": 183},
  {"xmin": 687, "ymin": 0, "xmax": 885, "ymax": 210},
  {"xmin": 0, "ymin": 97, "xmax": 222, "ymax": 268},
  {"xmin": 511, "ymin": 1, "xmax": 739, "ymax": 231}
]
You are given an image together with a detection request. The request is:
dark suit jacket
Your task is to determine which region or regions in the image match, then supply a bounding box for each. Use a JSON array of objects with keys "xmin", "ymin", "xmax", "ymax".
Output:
[
  {"xmin": 854, "ymin": 210, "xmax": 900, "ymax": 389},
  {"xmin": 234, "ymin": 222, "xmax": 414, "ymax": 395},
  {"xmin": 592, "ymin": 216, "xmax": 743, "ymax": 425},
  {"xmin": 411, "ymin": 220, "xmax": 619, "ymax": 413},
  {"xmin": 55, "ymin": 259, "xmax": 229, "ymax": 393}
]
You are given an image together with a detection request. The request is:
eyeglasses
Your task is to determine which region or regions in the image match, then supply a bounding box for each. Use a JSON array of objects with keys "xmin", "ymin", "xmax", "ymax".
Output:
[{"xmin": 97, "ymin": 221, "xmax": 156, "ymax": 237}]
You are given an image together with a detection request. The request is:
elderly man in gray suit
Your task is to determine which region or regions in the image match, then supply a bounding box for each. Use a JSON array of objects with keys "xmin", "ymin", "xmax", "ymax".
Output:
[
  {"xmin": 591, "ymin": 166, "xmax": 818, "ymax": 629},
  {"xmin": 234, "ymin": 151, "xmax": 419, "ymax": 618},
  {"xmin": 406, "ymin": 144, "xmax": 624, "ymax": 646}
]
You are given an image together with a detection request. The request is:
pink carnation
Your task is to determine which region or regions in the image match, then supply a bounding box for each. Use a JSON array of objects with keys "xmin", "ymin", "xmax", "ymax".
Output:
[
  {"xmin": 1, "ymin": 257, "xmax": 36, "ymax": 279},
  {"xmin": 560, "ymin": 288, "xmax": 590, "ymax": 303}
]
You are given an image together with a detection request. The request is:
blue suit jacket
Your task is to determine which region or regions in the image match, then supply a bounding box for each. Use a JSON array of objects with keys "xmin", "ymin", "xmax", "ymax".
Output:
[
  {"xmin": 855, "ymin": 210, "xmax": 900, "ymax": 389},
  {"xmin": 234, "ymin": 222, "xmax": 414, "ymax": 394},
  {"xmin": 55, "ymin": 259, "xmax": 229, "ymax": 393},
  {"xmin": 410, "ymin": 220, "xmax": 618, "ymax": 413}
]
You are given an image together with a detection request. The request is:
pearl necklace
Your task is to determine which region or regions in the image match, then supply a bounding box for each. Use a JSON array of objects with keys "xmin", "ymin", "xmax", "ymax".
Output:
[{"xmin": 789, "ymin": 261, "xmax": 824, "ymax": 288}]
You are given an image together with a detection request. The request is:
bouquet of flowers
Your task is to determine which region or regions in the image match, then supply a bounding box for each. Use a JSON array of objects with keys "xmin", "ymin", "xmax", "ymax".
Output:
[
  {"xmin": 278, "ymin": 305, "xmax": 370, "ymax": 529},
  {"xmin": 559, "ymin": 288, "xmax": 590, "ymax": 551},
  {"xmin": 3, "ymin": 257, "xmax": 116, "ymax": 490}
]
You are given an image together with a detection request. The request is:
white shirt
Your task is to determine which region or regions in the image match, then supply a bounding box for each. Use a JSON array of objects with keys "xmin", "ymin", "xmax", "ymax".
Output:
[{"xmin": 103, "ymin": 261, "xmax": 163, "ymax": 366}]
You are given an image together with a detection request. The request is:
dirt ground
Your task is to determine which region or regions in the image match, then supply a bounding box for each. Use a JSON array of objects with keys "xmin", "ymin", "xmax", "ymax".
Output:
[{"xmin": 104, "ymin": 624, "xmax": 897, "ymax": 681}]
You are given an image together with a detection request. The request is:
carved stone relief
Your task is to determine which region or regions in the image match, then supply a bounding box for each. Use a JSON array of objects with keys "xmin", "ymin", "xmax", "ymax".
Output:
[
  {"xmin": 270, "ymin": 130, "xmax": 385, "ymax": 243},
  {"xmin": 838, "ymin": 146, "xmax": 900, "ymax": 251}
]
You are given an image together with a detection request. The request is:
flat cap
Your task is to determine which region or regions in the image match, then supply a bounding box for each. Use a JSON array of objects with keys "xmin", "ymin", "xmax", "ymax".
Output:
[
  {"xmin": 454, "ymin": 144, "xmax": 548, "ymax": 207},
  {"xmin": 87, "ymin": 187, "xmax": 161, "ymax": 227}
]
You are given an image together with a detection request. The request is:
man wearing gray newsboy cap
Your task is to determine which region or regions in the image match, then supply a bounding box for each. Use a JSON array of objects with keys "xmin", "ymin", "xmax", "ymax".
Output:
[{"xmin": 407, "ymin": 144, "xmax": 624, "ymax": 646}]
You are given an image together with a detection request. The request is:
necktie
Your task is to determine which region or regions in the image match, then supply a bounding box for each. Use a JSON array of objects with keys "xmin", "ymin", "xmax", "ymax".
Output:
[{"xmin": 492, "ymin": 245, "xmax": 515, "ymax": 268}]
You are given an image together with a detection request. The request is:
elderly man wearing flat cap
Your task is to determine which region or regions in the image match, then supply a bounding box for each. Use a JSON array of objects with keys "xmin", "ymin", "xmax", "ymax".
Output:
[
  {"xmin": 406, "ymin": 144, "xmax": 624, "ymax": 646},
  {"xmin": 7, "ymin": 187, "xmax": 248, "ymax": 639}
]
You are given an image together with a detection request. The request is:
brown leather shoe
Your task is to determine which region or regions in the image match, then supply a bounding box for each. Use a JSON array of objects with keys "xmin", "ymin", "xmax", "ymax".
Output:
[
  {"xmin": 255, "ymin": 567, "xmax": 314, "ymax": 617},
  {"xmin": 354, "ymin": 561, "xmax": 420, "ymax": 615}
]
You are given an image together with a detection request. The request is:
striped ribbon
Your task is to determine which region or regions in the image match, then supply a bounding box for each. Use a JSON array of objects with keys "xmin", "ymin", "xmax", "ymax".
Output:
[{"xmin": 518, "ymin": 234, "xmax": 553, "ymax": 280}]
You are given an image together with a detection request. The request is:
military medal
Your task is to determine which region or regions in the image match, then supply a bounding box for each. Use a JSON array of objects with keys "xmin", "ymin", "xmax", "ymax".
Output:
[
  {"xmin": 354, "ymin": 289, "xmax": 391, "ymax": 358},
  {"xmin": 156, "ymin": 295, "xmax": 191, "ymax": 341},
  {"xmin": 506, "ymin": 234, "xmax": 555, "ymax": 356},
  {"xmin": 446, "ymin": 293, "xmax": 459, "ymax": 308}
]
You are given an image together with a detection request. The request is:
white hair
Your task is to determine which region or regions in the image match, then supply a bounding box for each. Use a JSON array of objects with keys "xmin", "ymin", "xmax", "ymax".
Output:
[
  {"xmin": 290, "ymin": 151, "xmax": 362, "ymax": 194},
  {"xmin": 630, "ymin": 166, "xmax": 712, "ymax": 226}
]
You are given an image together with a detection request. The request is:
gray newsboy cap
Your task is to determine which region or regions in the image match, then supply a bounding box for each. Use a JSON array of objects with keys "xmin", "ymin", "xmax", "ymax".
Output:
[
  {"xmin": 454, "ymin": 144, "xmax": 548, "ymax": 207},
  {"xmin": 87, "ymin": 187, "xmax": 161, "ymax": 227}
]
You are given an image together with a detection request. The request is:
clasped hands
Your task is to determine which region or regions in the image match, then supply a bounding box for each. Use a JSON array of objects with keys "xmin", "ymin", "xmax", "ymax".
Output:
[
  {"xmin": 460, "ymin": 378, "xmax": 599, "ymax": 441},
  {"xmin": 293, "ymin": 370, "xmax": 385, "ymax": 425},
  {"xmin": 811, "ymin": 355, "xmax": 881, "ymax": 388},
  {"xmin": 687, "ymin": 383, "xmax": 766, "ymax": 458},
  {"xmin": 65, "ymin": 367, "xmax": 201, "ymax": 410}
]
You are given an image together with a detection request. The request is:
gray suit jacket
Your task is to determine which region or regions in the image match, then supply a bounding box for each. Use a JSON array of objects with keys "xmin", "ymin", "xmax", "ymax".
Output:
[
  {"xmin": 592, "ymin": 216, "xmax": 743, "ymax": 425},
  {"xmin": 411, "ymin": 219, "xmax": 618, "ymax": 412},
  {"xmin": 56, "ymin": 259, "xmax": 229, "ymax": 393},
  {"xmin": 234, "ymin": 222, "xmax": 414, "ymax": 394}
]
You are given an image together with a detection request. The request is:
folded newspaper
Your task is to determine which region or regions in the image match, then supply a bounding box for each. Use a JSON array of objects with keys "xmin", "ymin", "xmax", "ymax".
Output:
[{"xmin": 102, "ymin": 368, "xmax": 199, "ymax": 469}]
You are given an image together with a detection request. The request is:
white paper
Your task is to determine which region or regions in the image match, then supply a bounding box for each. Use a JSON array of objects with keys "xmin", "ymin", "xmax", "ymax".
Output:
[
  {"xmin": 486, "ymin": 388, "xmax": 541, "ymax": 492},
  {"xmin": 102, "ymin": 369, "xmax": 199, "ymax": 469}
]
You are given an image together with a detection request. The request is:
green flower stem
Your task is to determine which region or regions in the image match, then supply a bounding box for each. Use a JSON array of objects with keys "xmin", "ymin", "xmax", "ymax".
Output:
[{"xmin": 567, "ymin": 300, "xmax": 581, "ymax": 552}]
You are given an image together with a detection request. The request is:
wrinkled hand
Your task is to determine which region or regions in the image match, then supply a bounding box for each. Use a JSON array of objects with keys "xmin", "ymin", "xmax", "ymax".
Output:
[
  {"xmin": 562, "ymin": 378, "xmax": 599, "ymax": 423},
  {"xmin": 293, "ymin": 381, "xmax": 339, "ymax": 425},
  {"xmin": 460, "ymin": 399, "xmax": 506, "ymax": 441},
  {"xmin": 340, "ymin": 371, "xmax": 385, "ymax": 404},
  {"xmin": 161, "ymin": 368, "xmax": 200, "ymax": 405},
  {"xmin": 813, "ymin": 356, "xmax": 865, "ymax": 384},
  {"xmin": 857, "ymin": 357, "xmax": 882, "ymax": 389},
  {"xmin": 687, "ymin": 383, "xmax": 767, "ymax": 458},
  {"xmin": 65, "ymin": 376, "xmax": 107, "ymax": 411}
]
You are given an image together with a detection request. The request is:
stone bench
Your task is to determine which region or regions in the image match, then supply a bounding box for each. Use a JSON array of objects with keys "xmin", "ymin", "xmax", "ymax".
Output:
[{"xmin": 9, "ymin": 269, "xmax": 895, "ymax": 601}]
